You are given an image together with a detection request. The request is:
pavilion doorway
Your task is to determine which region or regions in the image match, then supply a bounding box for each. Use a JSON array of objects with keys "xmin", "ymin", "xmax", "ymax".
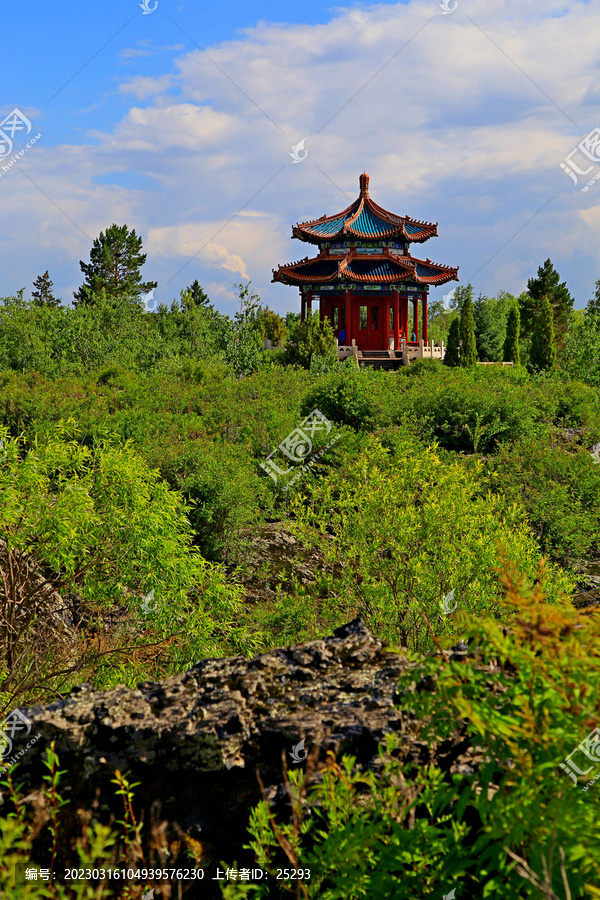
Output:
[{"xmin": 357, "ymin": 299, "xmax": 384, "ymax": 351}]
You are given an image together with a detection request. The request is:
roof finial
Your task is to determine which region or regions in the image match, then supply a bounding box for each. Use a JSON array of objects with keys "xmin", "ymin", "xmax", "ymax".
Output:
[{"xmin": 359, "ymin": 172, "xmax": 370, "ymax": 197}]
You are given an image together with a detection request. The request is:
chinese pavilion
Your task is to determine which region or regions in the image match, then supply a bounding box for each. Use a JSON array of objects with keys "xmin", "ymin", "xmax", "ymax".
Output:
[{"xmin": 272, "ymin": 173, "xmax": 459, "ymax": 352}]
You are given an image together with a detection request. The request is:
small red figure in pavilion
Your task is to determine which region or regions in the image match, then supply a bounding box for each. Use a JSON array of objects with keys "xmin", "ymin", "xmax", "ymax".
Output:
[{"xmin": 272, "ymin": 173, "xmax": 459, "ymax": 357}]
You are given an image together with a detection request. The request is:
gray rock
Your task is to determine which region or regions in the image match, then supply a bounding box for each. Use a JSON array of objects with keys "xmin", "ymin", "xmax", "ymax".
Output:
[{"xmin": 3, "ymin": 619, "xmax": 478, "ymax": 865}]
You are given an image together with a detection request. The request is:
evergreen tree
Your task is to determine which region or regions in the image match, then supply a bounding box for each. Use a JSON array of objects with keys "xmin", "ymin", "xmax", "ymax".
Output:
[
  {"xmin": 529, "ymin": 294, "xmax": 556, "ymax": 371},
  {"xmin": 459, "ymin": 293, "xmax": 477, "ymax": 368},
  {"xmin": 448, "ymin": 283, "xmax": 472, "ymax": 315},
  {"xmin": 444, "ymin": 317, "xmax": 461, "ymax": 367},
  {"xmin": 73, "ymin": 224, "xmax": 157, "ymax": 306},
  {"xmin": 521, "ymin": 259, "xmax": 573, "ymax": 344},
  {"xmin": 31, "ymin": 271, "xmax": 60, "ymax": 308},
  {"xmin": 181, "ymin": 279, "xmax": 212, "ymax": 311},
  {"xmin": 503, "ymin": 302, "xmax": 521, "ymax": 364},
  {"xmin": 474, "ymin": 294, "xmax": 505, "ymax": 361}
]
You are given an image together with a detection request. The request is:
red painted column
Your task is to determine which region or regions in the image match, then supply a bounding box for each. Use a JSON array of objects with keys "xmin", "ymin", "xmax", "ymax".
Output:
[
  {"xmin": 423, "ymin": 294, "xmax": 428, "ymax": 343},
  {"xmin": 383, "ymin": 296, "xmax": 390, "ymax": 351},
  {"xmin": 413, "ymin": 297, "xmax": 419, "ymax": 341},
  {"xmin": 393, "ymin": 290, "xmax": 400, "ymax": 350},
  {"xmin": 402, "ymin": 296, "xmax": 408, "ymax": 338},
  {"xmin": 345, "ymin": 290, "xmax": 351, "ymax": 345},
  {"xmin": 307, "ymin": 290, "xmax": 313, "ymax": 319}
]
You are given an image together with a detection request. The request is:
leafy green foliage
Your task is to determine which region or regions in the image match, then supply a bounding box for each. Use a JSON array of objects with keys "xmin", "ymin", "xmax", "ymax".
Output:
[
  {"xmin": 301, "ymin": 365, "xmax": 385, "ymax": 431},
  {"xmin": 561, "ymin": 298, "xmax": 600, "ymax": 388},
  {"xmin": 224, "ymin": 282, "xmax": 264, "ymax": 377},
  {"xmin": 180, "ymin": 279, "xmax": 212, "ymax": 310},
  {"xmin": 256, "ymin": 306, "xmax": 287, "ymax": 344},
  {"xmin": 0, "ymin": 422, "xmax": 249, "ymax": 709},
  {"xmin": 485, "ymin": 433, "xmax": 600, "ymax": 565},
  {"xmin": 285, "ymin": 311, "xmax": 337, "ymax": 369},
  {"xmin": 284, "ymin": 436, "xmax": 572, "ymax": 651}
]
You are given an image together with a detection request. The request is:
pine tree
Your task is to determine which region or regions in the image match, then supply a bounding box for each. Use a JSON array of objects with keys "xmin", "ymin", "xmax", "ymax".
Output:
[
  {"xmin": 181, "ymin": 279, "xmax": 212, "ymax": 311},
  {"xmin": 73, "ymin": 224, "xmax": 157, "ymax": 306},
  {"xmin": 521, "ymin": 258, "xmax": 573, "ymax": 344},
  {"xmin": 31, "ymin": 271, "xmax": 60, "ymax": 308},
  {"xmin": 459, "ymin": 293, "xmax": 477, "ymax": 368},
  {"xmin": 503, "ymin": 302, "xmax": 520, "ymax": 364},
  {"xmin": 444, "ymin": 317, "xmax": 461, "ymax": 367},
  {"xmin": 529, "ymin": 294, "xmax": 556, "ymax": 371}
]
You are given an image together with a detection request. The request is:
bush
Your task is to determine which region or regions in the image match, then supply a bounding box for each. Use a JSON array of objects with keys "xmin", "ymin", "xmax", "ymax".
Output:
[
  {"xmin": 0, "ymin": 422, "xmax": 248, "ymax": 710},
  {"xmin": 301, "ymin": 366, "xmax": 390, "ymax": 432},
  {"xmin": 283, "ymin": 435, "xmax": 572, "ymax": 652},
  {"xmin": 486, "ymin": 435, "xmax": 600, "ymax": 565}
]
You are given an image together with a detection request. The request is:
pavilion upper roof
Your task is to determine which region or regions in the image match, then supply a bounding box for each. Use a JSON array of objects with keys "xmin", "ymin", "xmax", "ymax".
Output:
[{"xmin": 292, "ymin": 173, "xmax": 439, "ymax": 245}]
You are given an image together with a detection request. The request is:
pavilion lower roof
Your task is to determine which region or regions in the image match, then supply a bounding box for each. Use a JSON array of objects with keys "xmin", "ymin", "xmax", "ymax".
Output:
[{"xmin": 272, "ymin": 251, "xmax": 459, "ymax": 287}]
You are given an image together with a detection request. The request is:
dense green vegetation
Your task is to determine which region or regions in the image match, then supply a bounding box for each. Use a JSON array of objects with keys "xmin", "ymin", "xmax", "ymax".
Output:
[{"xmin": 2, "ymin": 232, "xmax": 600, "ymax": 896}]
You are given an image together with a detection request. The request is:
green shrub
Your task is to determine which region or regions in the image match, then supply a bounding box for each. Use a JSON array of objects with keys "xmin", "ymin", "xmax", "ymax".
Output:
[
  {"xmin": 279, "ymin": 435, "xmax": 573, "ymax": 652},
  {"xmin": 486, "ymin": 435, "xmax": 600, "ymax": 565}
]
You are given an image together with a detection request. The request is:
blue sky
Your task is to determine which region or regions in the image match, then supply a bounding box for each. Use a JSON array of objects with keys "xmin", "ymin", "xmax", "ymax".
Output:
[{"xmin": 1, "ymin": 0, "xmax": 599, "ymax": 315}]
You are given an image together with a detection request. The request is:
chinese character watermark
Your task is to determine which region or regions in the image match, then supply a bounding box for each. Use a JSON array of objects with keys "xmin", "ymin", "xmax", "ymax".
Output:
[
  {"xmin": 559, "ymin": 726, "xmax": 600, "ymax": 790},
  {"xmin": 560, "ymin": 126, "xmax": 600, "ymax": 192},
  {"xmin": 0, "ymin": 709, "xmax": 42, "ymax": 773},
  {"xmin": 0, "ymin": 108, "xmax": 42, "ymax": 179},
  {"xmin": 260, "ymin": 409, "xmax": 341, "ymax": 492}
]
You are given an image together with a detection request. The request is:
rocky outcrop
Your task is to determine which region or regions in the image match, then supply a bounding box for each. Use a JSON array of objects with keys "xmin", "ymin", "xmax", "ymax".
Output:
[
  {"xmin": 227, "ymin": 522, "xmax": 335, "ymax": 605},
  {"xmin": 3, "ymin": 620, "xmax": 475, "ymax": 876}
]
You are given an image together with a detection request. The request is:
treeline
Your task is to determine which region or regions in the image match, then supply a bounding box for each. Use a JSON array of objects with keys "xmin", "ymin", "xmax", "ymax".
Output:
[
  {"xmin": 5, "ymin": 223, "xmax": 600, "ymax": 387},
  {"xmin": 1, "ymin": 222, "xmax": 339, "ymax": 378},
  {"xmin": 429, "ymin": 258, "xmax": 600, "ymax": 383}
]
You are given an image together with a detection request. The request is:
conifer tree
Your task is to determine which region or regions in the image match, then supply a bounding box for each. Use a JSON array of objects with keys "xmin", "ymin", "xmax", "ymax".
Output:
[
  {"xmin": 444, "ymin": 317, "xmax": 461, "ymax": 367},
  {"xmin": 503, "ymin": 302, "xmax": 521, "ymax": 364},
  {"xmin": 529, "ymin": 294, "xmax": 556, "ymax": 371},
  {"xmin": 73, "ymin": 224, "xmax": 157, "ymax": 306},
  {"xmin": 459, "ymin": 293, "xmax": 477, "ymax": 368},
  {"xmin": 181, "ymin": 279, "xmax": 212, "ymax": 311},
  {"xmin": 521, "ymin": 258, "xmax": 573, "ymax": 344},
  {"xmin": 31, "ymin": 271, "xmax": 60, "ymax": 308}
]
